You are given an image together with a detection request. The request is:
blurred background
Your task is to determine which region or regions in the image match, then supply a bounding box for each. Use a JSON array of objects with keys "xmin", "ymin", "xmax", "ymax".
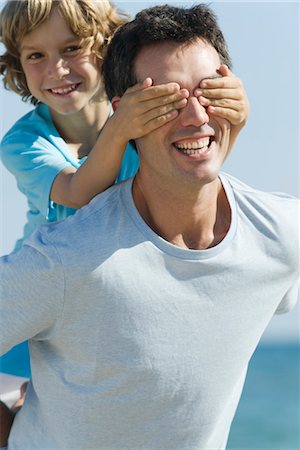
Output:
[{"xmin": 0, "ymin": 1, "xmax": 299, "ymax": 448}]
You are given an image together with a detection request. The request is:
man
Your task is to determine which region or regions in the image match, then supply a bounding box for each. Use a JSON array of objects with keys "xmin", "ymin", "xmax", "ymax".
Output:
[{"xmin": 1, "ymin": 5, "xmax": 299, "ymax": 449}]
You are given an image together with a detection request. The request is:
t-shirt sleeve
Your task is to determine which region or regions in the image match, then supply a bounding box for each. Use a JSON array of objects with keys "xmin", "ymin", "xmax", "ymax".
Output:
[
  {"xmin": 0, "ymin": 229, "xmax": 64, "ymax": 355},
  {"xmin": 115, "ymin": 143, "xmax": 140, "ymax": 184},
  {"xmin": 275, "ymin": 277, "xmax": 300, "ymax": 314},
  {"xmin": 0, "ymin": 132, "xmax": 71, "ymax": 219}
]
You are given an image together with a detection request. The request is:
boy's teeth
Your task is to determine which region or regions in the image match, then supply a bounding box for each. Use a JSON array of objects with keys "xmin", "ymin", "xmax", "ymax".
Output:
[{"xmin": 51, "ymin": 84, "xmax": 77, "ymax": 94}]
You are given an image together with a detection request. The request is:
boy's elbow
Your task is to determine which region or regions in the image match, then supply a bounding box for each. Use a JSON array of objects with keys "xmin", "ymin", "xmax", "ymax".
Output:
[{"xmin": 67, "ymin": 191, "xmax": 94, "ymax": 209}]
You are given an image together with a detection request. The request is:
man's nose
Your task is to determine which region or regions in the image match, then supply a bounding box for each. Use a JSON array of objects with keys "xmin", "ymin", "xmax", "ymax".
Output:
[
  {"xmin": 48, "ymin": 57, "xmax": 70, "ymax": 80},
  {"xmin": 179, "ymin": 96, "xmax": 209, "ymax": 127}
]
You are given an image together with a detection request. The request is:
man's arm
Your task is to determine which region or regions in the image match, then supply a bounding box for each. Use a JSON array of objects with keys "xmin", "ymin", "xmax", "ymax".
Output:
[
  {"xmin": 275, "ymin": 277, "xmax": 300, "ymax": 315},
  {"xmin": 0, "ymin": 232, "xmax": 64, "ymax": 355}
]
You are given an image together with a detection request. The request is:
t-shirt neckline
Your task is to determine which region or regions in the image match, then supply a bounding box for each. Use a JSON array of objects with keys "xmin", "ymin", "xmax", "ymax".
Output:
[{"xmin": 121, "ymin": 172, "xmax": 237, "ymax": 260}]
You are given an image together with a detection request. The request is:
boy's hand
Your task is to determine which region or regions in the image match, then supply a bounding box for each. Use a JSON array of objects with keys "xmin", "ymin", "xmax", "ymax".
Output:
[
  {"xmin": 111, "ymin": 78, "xmax": 188, "ymax": 141},
  {"xmin": 194, "ymin": 65, "xmax": 250, "ymax": 150},
  {"xmin": 195, "ymin": 65, "xmax": 249, "ymax": 125}
]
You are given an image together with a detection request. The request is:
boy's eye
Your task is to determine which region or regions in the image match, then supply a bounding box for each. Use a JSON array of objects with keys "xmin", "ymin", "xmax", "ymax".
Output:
[
  {"xmin": 64, "ymin": 45, "xmax": 81, "ymax": 54},
  {"xmin": 27, "ymin": 52, "xmax": 43, "ymax": 60}
]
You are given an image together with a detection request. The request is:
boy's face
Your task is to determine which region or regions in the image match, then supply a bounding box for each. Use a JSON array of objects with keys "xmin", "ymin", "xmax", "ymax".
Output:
[
  {"xmin": 20, "ymin": 8, "xmax": 102, "ymax": 116},
  {"xmin": 133, "ymin": 40, "xmax": 231, "ymax": 189}
]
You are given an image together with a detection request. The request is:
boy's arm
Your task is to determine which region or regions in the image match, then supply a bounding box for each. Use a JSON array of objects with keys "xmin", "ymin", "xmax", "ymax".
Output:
[
  {"xmin": 50, "ymin": 79, "xmax": 188, "ymax": 209},
  {"xmin": 195, "ymin": 65, "xmax": 250, "ymax": 151}
]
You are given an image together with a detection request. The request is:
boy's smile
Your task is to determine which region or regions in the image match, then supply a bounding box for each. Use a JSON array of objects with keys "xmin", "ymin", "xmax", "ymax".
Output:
[
  {"xmin": 47, "ymin": 83, "xmax": 81, "ymax": 96},
  {"xmin": 20, "ymin": 8, "xmax": 102, "ymax": 116}
]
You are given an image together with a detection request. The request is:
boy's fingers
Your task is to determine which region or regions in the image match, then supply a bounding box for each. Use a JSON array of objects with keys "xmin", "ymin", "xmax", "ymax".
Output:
[
  {"xmin": 138, "ymin": 82, "xmax": 184, "ymax": 100},
  {"xmin": 201, "ymin": 88, "xmax": 242, "ymax": 100},
  {"xmin": 132, "ymin": 109, "xmax": 179, "ymax": 138},
  {"xmin": 174, "ymin": 98, "xmax": 188, "ymax": 108},
  {"xmin": 142, "ymin": 99, "xmax": 186, "ymax": 123},
  {"xmin": 142, "ymin": 77, "xmax": 153, "ymax": 88},
  {"xmin": 129, "ymin": 98, "xmax": 186, "ymax": 136},
  {"xmin": 216, "ymin": 64, "xmax": 233, "ymax": 77},
  {"xmin": 124, "ymin": 82, "xmax": 188, "ymax": 104},
  {"xmin": 125, "ymin": 79, "xmax": 153, "ymax": 94},
  {"xmin": 144, "ymin": 110, "xmax": 179, "ymax": 133},
  {"xmin": 204, "ymin": 98, "xmax": 242, "ymax": 110},
  {"xmin": 133, "ymin": 96, "xmax": 188, "ymax": 137},
  {"xmin": 199, "ymin": 76, "xmax": 242, "ymax": 90},
  {"xmin": 198, "ymin": 88, "xmax": 242, "ymax": 101},
  {"xmin": 207, "ymin": 106, "xmax": 245, "ymax": 125},
  {"xmin": 132, "ymin": 89, "xmax": 188, "ymax": 111},
  {"xmin": 126, "ymin": 82, "xmax": 180, "ymax": 99}
]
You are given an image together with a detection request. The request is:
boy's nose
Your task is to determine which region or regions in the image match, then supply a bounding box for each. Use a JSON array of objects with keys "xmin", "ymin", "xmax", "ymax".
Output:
[
  {"xmin": 48, "ymin": 59, "xmax": 70, "ymax": 80},
  {"xmin": 179, "ymin": 96, "xmax": 209, "ymax": 127}
]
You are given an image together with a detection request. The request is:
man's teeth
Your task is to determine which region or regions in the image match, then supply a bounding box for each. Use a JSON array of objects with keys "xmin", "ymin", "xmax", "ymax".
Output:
[
  {"xmin": 50, "ymin": 84, "xmax": 78, "ymax": 94},
  {"xmin": 174, "ymin": 138, "xmax": 211, "ymax": 154}
]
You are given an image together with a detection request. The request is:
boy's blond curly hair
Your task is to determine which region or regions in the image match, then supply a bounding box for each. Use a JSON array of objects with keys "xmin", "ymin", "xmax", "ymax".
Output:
[{"xmin": 0, "ymin": 0, "xmax": 129, "ymax": 104}]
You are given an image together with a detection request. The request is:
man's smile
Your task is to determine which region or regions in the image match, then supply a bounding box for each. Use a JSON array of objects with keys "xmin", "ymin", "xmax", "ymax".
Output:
[{"xmin": 172, "ymin": 135, "xmax": 215, "ymax": 158}]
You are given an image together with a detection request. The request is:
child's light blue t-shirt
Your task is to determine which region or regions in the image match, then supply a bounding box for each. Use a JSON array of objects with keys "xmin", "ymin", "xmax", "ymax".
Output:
[{"xmin": 0, "ymin": 102, "xmax": 140, "ymax": 252}]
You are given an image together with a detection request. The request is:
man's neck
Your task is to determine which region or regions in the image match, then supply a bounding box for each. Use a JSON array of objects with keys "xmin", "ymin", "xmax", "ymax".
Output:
[{"xmin": 132, "ymin": 174, "xmax": 231, "ymax": 250}]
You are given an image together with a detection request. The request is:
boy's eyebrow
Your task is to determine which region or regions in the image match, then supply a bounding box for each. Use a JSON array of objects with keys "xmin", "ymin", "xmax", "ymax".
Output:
[
  {"xmin": 20, "ymin": 45, "xmax": 42, "ymax": 51},
  {"xmin": 21, "ymin": 37, "xmax": 80, "ymax": 52}
]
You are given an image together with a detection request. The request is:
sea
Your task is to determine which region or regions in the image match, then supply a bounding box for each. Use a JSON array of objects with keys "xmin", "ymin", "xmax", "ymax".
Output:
[
  {"xmin": 1, "ymin": 342, "xmax": 299, "ymax": 449},
  {"xmin": 227, "ymin": 343, "xmax": 300, "ymax": 450}
]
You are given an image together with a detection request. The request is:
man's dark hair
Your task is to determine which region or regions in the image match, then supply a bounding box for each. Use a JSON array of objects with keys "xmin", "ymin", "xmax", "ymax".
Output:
[{"xmin": 103, "ymin": 4, "xmax": 232, "ymax": 101}]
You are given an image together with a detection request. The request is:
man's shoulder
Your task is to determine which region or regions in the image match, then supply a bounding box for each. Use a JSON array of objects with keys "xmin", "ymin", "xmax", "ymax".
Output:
[
  {"xmin": 222, "ymin": 172, "xmax": 299, "ymax": 209},
  {"xmin": 222, "ymin": 171, "xmax": 299, "ymax": 246},
  {"xmin": 29, "ymin": 180, "xmax": 131, "ymax": 251},
  {"xmin": 66, "ymin": 179, "xmax": 130, "ymax": 226}
]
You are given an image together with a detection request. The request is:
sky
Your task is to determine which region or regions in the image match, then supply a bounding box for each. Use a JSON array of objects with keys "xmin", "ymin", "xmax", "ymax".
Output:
[{"xmin": 0, "ymin": 1, "xmax": 299, "ymax": 343}]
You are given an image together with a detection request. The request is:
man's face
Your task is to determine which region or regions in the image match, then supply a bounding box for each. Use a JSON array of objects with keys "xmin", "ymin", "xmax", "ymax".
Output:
[{"xmin": 134, "ymin": 40, "xmax": 231, "ymax": 189}]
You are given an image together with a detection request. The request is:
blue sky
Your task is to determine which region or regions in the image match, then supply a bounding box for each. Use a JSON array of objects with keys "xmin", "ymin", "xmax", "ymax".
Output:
[{"xmin": 0, "ymin": 1, "xmax": 299, "ymax": 342}]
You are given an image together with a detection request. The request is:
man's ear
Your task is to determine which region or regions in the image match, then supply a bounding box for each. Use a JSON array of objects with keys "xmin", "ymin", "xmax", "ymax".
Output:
[{"xmin": 111, "ymin": 96, "xmax": 121, "ymax": 111}]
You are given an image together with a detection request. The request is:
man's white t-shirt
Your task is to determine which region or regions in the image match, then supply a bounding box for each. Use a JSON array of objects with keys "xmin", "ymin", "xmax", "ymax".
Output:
[{"xmin": 1, "ymin": 173, "xmax": 299, "ymax": 449}]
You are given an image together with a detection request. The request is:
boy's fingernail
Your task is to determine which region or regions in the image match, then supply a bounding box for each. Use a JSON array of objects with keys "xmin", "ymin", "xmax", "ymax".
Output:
[
  {"xmin": 177, "ymin": 98, "xmax": 188, "ymax": 106},
  {"xmin": 200, "ymin": 81, "xmax": 207, "ymax": 88},
  {"xmin": 199, "ymin": 96, "xmax": 209, "ymax": 104},
  {"xmin": 180, "ymin": 89, "xmax": 189, "ymax": 97}
]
